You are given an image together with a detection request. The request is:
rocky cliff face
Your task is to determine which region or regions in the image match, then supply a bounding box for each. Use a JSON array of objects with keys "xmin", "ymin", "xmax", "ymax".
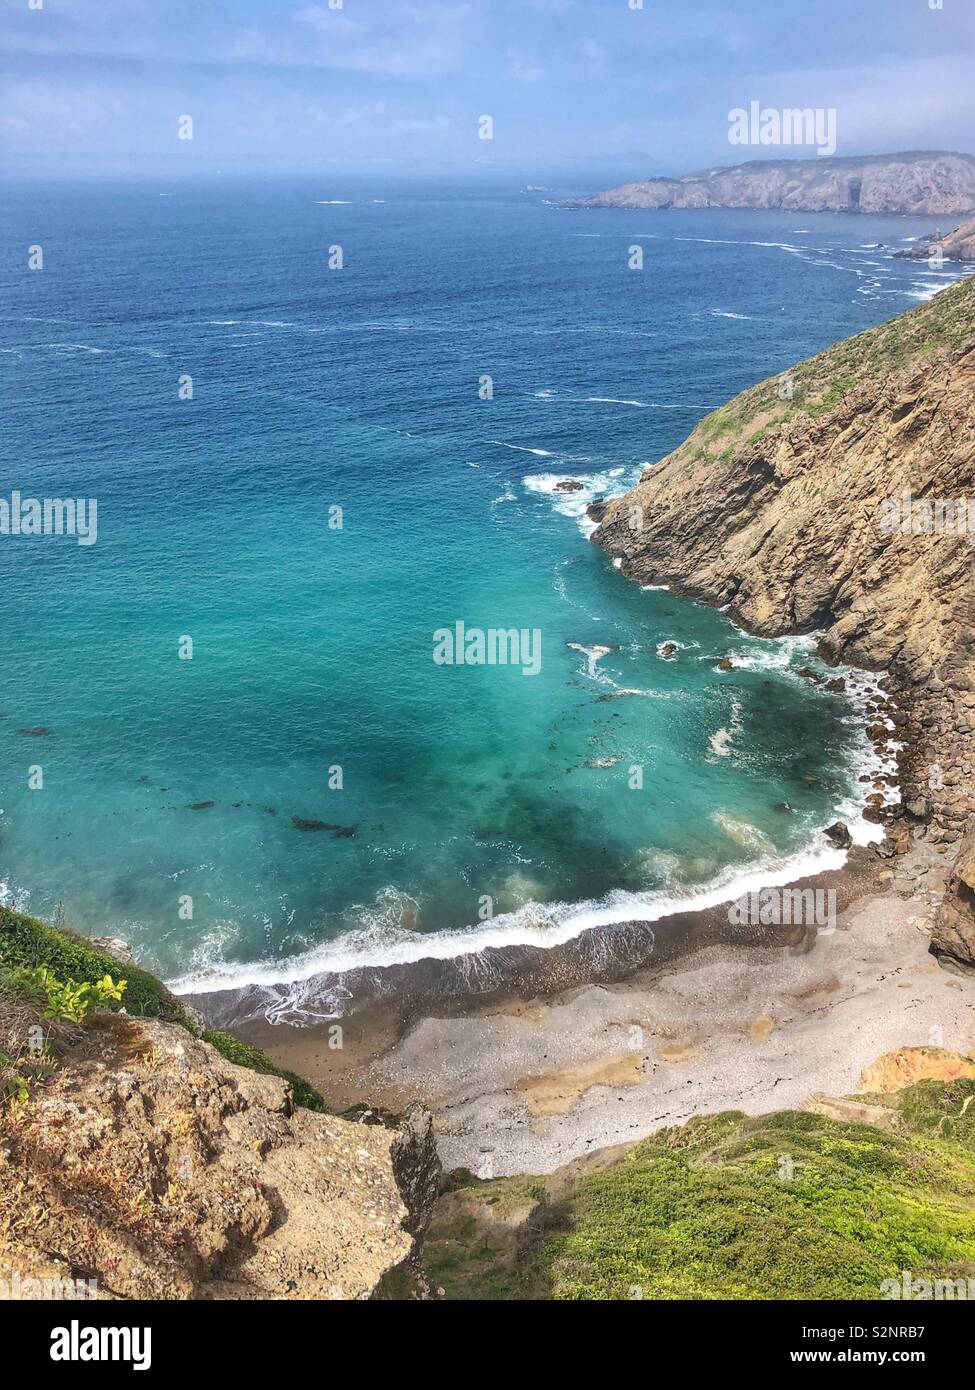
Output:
[
  {"xmin": 565, "ymin": 152, "xmax": 975, "ymax": 215},
  {"xmin": 895, "ymin": 217, "xmax": 975, "ymax": 263},
  {"xmin": 591, "ymin": 275, "xmax": 975, "ymax": 964},
  {"xmin": 0, "ymin": 1011, "xmax": 440, "ymax": 1299},
  {"xmin": 932, "ymin": 829, "xmax": 975, "ymax": 973}
]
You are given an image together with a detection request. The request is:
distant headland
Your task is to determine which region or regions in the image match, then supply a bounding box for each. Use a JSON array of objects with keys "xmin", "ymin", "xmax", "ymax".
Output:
[{"xmin": 563, "ymin": 151, "xmax": 975, "ymax": 216}]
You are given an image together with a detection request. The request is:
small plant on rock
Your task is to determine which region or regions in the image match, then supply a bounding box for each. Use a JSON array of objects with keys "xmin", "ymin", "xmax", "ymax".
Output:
[{"xmin": 17, "ymin": 966, "xmax": 127, "ymax": 1025}]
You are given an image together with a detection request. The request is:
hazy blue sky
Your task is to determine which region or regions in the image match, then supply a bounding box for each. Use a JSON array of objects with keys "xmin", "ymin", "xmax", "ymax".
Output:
[{"xmin": 2, "ymin": 0, "xmax": 973, "ymax": 182}]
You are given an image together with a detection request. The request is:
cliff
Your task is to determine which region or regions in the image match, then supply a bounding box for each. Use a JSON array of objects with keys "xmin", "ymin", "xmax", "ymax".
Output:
[
  {"xmin": 895, "ymin": 217, "xmax": 975, "ymax": 262},
  {"xmin": 591, "ymin": 275, "xmax": 975, "ymax": 963},
  {"xmin": 0, "ymin": 911, "xmax": 440, "ymax": 1300},
  {"xmin": 564, "ymin": 151, "xmax": 975, "ymax": 215}
]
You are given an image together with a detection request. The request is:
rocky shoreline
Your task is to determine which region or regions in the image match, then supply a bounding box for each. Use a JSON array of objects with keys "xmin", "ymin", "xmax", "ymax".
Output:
[{"xmin": 225, "ymin": 276, "xmax": 975, "ymax": 1179}]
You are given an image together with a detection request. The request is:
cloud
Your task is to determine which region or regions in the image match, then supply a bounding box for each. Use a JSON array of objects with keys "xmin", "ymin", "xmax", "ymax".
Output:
[
  {"xmin": 577, "ymin": 37, "xmax": 609, "ymax": 74},
  {"xmin": 1, "ymin": 0, "xmax": 972, "ymax": 176},
  {"xmin": 507, "ymin": 55, "xmax": 545, "ymax": 82}
]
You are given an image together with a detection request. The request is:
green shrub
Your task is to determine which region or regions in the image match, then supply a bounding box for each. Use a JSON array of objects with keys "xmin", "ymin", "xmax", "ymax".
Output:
[
  {"xmin": 0, "ymin": 906, "xmax": 326, "ymax": 1111},
  {"xmin": 422, "ymin": 1081, "xmax": 975, "ymax": 1301},
  {"xmin": 12, "ymin": 965, "xmax": 126, "ymax": 1025},
  {"xmin": 0, "ymin": 907, "xmax": 192, "ymax": 1027}
]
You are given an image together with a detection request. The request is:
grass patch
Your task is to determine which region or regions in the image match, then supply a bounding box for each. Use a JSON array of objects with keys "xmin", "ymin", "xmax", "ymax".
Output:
[
  {"xmin": 675, "ymin": 273, "xmax": 975, "ymax": 463},
  {"xmin": 0, "ymin": 906, "xmax": 192, "ymax": 1027},
  {"xmin": 422, "ymin": 1079, "xmax": 975, "ymax": 1301},
  {"xmin": 0, "ymin": 906, "xmax": 326, "ymax": 1112}
]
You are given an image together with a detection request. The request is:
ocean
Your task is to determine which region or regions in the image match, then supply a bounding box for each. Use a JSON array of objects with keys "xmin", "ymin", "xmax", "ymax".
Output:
[{"xmin": 0, "ymin": 179, "xmax": 966, "ymax": 1013}]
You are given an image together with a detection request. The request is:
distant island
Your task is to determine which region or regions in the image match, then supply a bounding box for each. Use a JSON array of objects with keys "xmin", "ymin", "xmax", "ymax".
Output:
[{"xmin": 563, "ymin": 151, "xmax": 975, "ymax": 216}]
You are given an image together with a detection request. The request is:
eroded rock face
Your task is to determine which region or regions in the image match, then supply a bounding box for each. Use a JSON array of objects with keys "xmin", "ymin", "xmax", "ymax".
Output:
[
  {"xmin": 590, "ymin": 278, "xmax": 975, "ymax": 975},
  {"xmin": 932, "ymin": 830, "xmax": 975, "ymax": 972},
  {"xmin": 0, "ymin": 1016, "xmax": 439, "ymax": 1300},
  {"xmin": 858, "ymin": 1044, "xmax": 975, "ymax": 1091}
]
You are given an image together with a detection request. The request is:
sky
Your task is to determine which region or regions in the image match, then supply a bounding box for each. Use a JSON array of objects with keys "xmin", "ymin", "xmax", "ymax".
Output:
[{"xmin": 1, "ymin": 0, "xmax": 974, "ymax": 183}]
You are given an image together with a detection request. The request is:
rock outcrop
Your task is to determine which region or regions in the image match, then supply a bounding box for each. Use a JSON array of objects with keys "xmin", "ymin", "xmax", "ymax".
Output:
[
  {"xmin": 591, "ymin": 275, "xmax": 975, "ymax": 963},
  {"xmin": 932, "ymin": 829, "xmax": 975, "ymax": 973},
  {"xmin": 0, "ymin": 1012, "xmax": 439, "ymax": 1300},
  {"xmin": 565, "ymin": 151, "xmax": 975, "ymax": 216},
  {"xmin": 895, "ymin": 217, "xmax": 975, "ymax": 263}
]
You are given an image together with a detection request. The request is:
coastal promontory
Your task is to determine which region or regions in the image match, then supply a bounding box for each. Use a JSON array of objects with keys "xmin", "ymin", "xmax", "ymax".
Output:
[
  {"xmin": 564, "ymin": 151, "xmax": 975, "ymax": 215},
  {"xmin": 592, "ymin": 275, "xmax": 975, "ymax": 965}
]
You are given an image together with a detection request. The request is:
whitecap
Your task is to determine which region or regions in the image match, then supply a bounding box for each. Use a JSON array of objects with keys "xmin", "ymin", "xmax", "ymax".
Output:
[{"xmin": 486, "ymin": 440, "xmax": 555, "ymax": 456}]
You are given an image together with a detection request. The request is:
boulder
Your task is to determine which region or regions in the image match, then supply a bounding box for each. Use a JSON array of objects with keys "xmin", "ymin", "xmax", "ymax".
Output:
[{"xmin": 823, "ymin": 821, "xmax": 853, "ymax": 848}]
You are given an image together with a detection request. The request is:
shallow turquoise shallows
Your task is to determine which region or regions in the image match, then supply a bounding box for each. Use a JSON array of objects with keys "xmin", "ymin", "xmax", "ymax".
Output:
[{"xmin": 0, "ymin": 181, "xmax": 963, "ymax": 993}]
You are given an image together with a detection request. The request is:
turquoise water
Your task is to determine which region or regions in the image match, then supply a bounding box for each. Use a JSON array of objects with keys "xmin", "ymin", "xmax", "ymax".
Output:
[{"xmin": 0, "ymin": 183, "xmax": 963, "ymax": 995}]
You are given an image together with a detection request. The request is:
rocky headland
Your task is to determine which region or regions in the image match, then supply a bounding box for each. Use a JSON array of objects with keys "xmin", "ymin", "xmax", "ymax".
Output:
[
  {"xmin": 564, "ymin": 151, "xmax": 975, "ymax": 215},
  {"xmin": 591, "ymin": 273, "xmax": 975, "ymax": 968},
  {"xmin": 894, "ymin": 216, "xmax": 975, "ymax": 262},
  {"xmin": 0, "ymin": 914, "xmax": 440, "ymax": 1300}
]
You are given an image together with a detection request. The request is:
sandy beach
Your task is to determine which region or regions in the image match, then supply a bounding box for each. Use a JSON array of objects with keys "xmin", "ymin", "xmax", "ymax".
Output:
[{"xmin": 233, "ymin": 837, "xmax": 975, "ymax": 1176}]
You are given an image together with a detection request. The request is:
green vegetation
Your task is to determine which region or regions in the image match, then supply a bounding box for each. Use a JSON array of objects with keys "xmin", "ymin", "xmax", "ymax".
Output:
[
  {"xmin": 0, "ymin": 1050, "xmax": 30, "ymax": 1106},
  {"xmin": 0, "ymin": 905, "xmax": 325, "ymax": 1111},
  {"xmin": 12, "ymin": 964, "xmax": 126, "ymax": 1025},
  {"xmin": 0, "ymin": 905, "xmax": 191, "ymax": 1026},
  {"xmin": 423, "ymin": 1077, "xmax": 975, "ymax": 1301},
  {"xmin": 203, "ymin": 1029, "xmax": 326, "ymax": 1112},
  {"xmin": 678, "ymin": 272, "xmax": 975, "ymax": 464}
]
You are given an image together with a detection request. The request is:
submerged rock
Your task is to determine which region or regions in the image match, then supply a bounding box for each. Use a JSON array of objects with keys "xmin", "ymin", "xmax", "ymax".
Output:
[{"xmin": 291, "ymin": 816, "xmax": 357, "ymax": 837}]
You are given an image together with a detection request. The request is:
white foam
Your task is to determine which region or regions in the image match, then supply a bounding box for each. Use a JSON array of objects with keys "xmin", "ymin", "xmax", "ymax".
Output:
[
  {"xmin": 487, "ymin": 441, "xmax": 555, "ymax": 456},
  {"xmin": 169, "ymin": 840, "xmax": 847, "ymax": 999},
  {"xmin": 523, "ymin": 467, "xmax": 642, "ymax": 536},
  {"xmin": 709, "ymin": 728, "xmax": 733, "ymax": 757},
  {"xmin": 44, "ymin": 342, "xmax": 106, "ymax": 353},
  {"xmin": 566, "ymin": 640, "xmax": 619, "ymax": 679}
]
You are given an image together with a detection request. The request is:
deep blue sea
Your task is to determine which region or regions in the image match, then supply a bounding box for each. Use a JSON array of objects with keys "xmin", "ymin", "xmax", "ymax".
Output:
[{"xmin": 0, "ymin": 180, "xmax": 966, "ymax": 1003}]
